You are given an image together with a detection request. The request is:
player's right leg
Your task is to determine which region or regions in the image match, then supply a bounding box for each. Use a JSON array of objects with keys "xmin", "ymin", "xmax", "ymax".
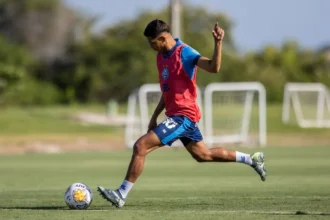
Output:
[
  {"xmin": 184, "ymin": 140, "xmax": 267, "ymax": 181},
  {"xmin": 98, "ymin": 130, "xmax": 163, "ymax": 208}
]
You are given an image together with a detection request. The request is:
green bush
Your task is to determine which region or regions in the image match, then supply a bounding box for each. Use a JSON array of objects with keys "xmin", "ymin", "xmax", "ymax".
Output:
[{"xmin": 1, "ymin": 79, "xmax": 62, "ymax": 105}]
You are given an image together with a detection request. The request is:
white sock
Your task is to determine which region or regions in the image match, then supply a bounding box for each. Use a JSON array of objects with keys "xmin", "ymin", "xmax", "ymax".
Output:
[
  {"xmin": 236, "ymin": 151, "xmax": 253, "ymax": 165},
  {"xmin": 118, "ymin": 180, "xmax": 134, "ymax": 199}
]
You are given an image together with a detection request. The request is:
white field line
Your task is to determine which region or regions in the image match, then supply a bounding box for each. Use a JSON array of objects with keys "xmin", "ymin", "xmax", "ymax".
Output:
[
  {"xmin": 143, "ymin": 196, "xmax": 330, "ymax": 200},
  {"xmin": 30, "ymin": 210, "xmax": 330, "ymax": 215},
  {"xmin": 1, "ymin": 208, "xmax": 329, "ymax": 215}
]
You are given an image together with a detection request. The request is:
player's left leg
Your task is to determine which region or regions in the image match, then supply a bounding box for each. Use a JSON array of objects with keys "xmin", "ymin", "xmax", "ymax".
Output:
[{"xmin": 184, "ymin": 140, "xmax": 266, "ymax": 181}]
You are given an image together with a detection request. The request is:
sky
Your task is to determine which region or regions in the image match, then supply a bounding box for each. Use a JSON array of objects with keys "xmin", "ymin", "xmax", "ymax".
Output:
[{"xmin": 65, "ymin": 0, "xmax": 330, "ymax": 53}]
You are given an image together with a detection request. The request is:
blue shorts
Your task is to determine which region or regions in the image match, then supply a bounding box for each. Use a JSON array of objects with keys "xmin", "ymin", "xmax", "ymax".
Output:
[{"xmin": 153, "ymin": 116, "xmax": 203, "ymax": 147}]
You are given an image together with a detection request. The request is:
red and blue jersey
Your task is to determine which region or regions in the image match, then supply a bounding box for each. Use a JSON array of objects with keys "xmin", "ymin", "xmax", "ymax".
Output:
[{"xmin": 157, "ymin": 38, "xmax": 201, "ymax": 122}]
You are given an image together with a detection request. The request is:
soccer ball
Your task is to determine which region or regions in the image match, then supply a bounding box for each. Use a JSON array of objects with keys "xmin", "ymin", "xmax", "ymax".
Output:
[{"xmin": 64, "ymin": 183, "xmax": 93, "ymax": 210}]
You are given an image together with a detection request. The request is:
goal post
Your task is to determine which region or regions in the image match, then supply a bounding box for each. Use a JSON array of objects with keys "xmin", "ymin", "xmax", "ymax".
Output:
[
  {"xmin": 282, "ymin": 82, "xmax": 330, "ymax": 128},
  {"xmin": 125, "ymin": 83, "xmax": 203, "ymax": 148},
  {"xmin": 203, "ymin": 82, "xmax": 267, "ymax": 147}
]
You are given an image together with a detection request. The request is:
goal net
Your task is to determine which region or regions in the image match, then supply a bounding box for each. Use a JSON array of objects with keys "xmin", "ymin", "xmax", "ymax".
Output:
[
  {"xmin": 282, "ymin": 83, "xmax": 330, "ymax": 128},
  {"xmin": 203, "ymin": 82, "xmax": 267, "ymax": 147},
  {"xmin": 125, "ymin": 84, "xmax": 203, "ymax": 148}
]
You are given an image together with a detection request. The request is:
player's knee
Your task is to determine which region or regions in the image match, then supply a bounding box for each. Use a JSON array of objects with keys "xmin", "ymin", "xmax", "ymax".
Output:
[
  {"xmin": 133, "ymin": 139, "xmax": 148, "ymax": 156},
  {"xmin": 192, "ymin": 151, "xmax": 212, "ymax": 162}
]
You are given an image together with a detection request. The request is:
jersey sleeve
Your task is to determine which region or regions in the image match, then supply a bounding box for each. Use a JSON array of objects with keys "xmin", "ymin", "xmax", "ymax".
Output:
[{"xmin": 181, "ymin": 45, "xmax": 201, "ymax": 79}]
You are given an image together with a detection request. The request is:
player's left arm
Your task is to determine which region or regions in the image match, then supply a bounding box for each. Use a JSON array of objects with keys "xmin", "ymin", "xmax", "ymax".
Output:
[{"xmin": 197, "ymin": 22, "xmax": 225, "ymax": 73}]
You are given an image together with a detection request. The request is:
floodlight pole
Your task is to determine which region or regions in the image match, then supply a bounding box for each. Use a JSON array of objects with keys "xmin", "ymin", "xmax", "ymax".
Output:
[{"xmin": 169, "ymin": 0, "xmax": 182, "ymax": 39}]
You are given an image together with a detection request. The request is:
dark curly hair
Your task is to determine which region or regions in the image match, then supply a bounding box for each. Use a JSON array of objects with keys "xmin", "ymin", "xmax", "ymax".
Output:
[{"xmin": 143, "ymin": 19, "xmax": 170, "ymax": 39}]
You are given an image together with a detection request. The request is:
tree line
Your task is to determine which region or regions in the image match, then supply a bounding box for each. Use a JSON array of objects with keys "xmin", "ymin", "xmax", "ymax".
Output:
[{"xmin": 0, "ymin": 0, "xmax": 329, "ymax": 105}]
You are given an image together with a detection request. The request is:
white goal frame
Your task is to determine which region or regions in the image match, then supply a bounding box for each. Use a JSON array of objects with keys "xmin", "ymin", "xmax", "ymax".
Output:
[
  {"xmin": 125, "ymin": 83, "xmax": 203, "ymax": 148},
  {"xmin": 203, "ymin": 82, "xmax": 267, "ymax": 147},
  {"xmin": 282, "ymin": 82, "xmax": 330, "ymax": 128}
]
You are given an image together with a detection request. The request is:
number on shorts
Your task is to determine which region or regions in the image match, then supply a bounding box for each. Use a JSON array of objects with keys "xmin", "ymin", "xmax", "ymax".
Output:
[{"xmin": 162, "ymin": 118, "xmax": 177, "ymax": 129}]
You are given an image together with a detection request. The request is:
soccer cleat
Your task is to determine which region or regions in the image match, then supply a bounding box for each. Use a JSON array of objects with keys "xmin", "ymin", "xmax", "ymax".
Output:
[
  {"xmin": 251, "ymin": 152, "xmax": 267, "ymax": 181},
  {"xmin": 97, "ymin": 186, "xmax": 126, "ymax": 208}
]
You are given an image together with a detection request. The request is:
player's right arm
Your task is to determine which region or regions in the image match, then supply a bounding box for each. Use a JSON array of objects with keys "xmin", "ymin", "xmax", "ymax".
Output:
[{"xmin": 148, "ymin": 96, "xmax": 165, "ymax": 132}]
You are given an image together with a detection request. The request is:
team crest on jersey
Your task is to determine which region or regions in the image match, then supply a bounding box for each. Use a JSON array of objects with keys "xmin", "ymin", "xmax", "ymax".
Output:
[{"xmin": 161, "ymin": 67, "xmax": 169, "ymax": 80}]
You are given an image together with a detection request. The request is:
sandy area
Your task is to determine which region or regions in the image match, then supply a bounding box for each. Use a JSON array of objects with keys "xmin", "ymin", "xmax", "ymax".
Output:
[{"xmin": 0, "ymin": 133, "xmax": 328, "ymax": 155}]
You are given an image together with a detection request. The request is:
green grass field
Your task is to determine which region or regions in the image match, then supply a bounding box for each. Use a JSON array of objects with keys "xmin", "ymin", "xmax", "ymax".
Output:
[
  {"xmin": 0, "ymin": 103, "xmax": 328, "ymax": 136},
  {"xmin": 1, "ymin": 104, "xmax": 329, "ymax": 149},
  {"xmin": 0, "ymin": 105, "xmax": 118, "ymax": 135},
  {"xmin": 1, "ymin": 146, "xmax": 329, "ymax": 220}
]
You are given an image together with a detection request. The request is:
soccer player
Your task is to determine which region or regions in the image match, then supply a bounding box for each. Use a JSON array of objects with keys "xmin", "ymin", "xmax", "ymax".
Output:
[{"xmin": 98, "ymin": 19, "xmax": 267, "ymax": 208}]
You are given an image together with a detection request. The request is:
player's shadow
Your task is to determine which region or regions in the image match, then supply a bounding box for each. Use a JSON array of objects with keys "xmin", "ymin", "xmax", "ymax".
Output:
[
  {"xmin": 0, "ymin": 206, "xmax": 67, "ymax": 210},
  {"xmin": 0, "ymin": 206, "xmax": 109, "ymax": 211},
  {"xmin": 269, "ymin": 211, "xmax": 330, "ymax": 216}
]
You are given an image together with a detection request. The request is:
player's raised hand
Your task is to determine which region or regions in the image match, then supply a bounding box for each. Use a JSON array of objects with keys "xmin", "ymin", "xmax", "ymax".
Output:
[{"xmin": 212, "ymin": 22, "xmax": 225, "ymax": 42}]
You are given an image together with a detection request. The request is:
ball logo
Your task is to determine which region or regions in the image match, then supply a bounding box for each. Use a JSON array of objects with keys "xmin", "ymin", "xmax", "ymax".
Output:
[
  {"xmin": 161, "ymin": 67, "xmax": 169, "ymax": 80},
  {"xmin": 73, "ymin": 189, "xmax": 86, "ymax": 202}
]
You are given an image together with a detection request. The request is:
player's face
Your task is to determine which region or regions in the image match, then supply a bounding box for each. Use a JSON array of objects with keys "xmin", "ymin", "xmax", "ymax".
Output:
[{"xmin": 147, "ymin": 36, "xmax": 165, "ymax": 52}]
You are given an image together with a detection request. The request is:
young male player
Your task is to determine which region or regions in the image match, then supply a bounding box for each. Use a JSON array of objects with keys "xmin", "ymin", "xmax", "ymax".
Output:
[{"xmin": 98, "ymin": 19, "xmax": 267, "ymax": 208}]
